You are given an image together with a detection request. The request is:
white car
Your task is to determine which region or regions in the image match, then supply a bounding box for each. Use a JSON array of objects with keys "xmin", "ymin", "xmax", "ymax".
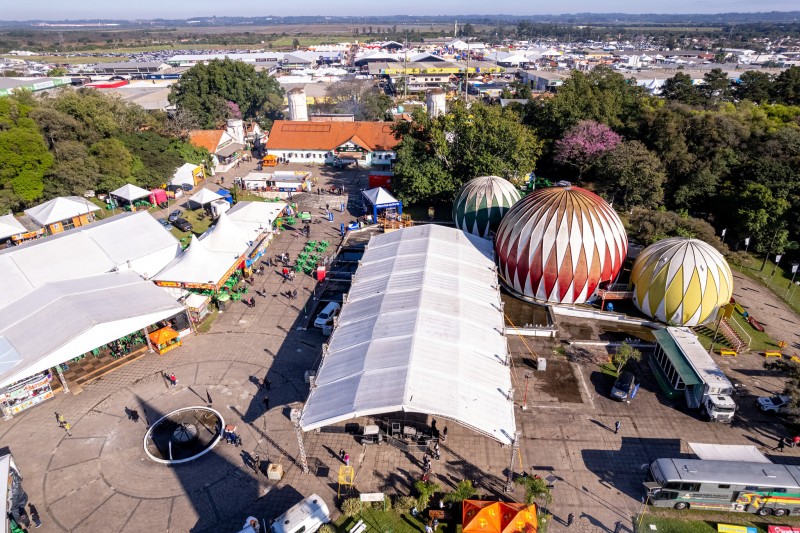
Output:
[
  {"xmin": 313, "ymin": 302, "xmax": 341, "ymax": 329},
  {"xmin": 756, "ymin": 394, "xmax": 792, "ymax": 414}
]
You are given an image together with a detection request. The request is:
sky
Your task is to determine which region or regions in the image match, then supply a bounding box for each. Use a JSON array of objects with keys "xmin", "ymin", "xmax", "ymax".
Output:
[{"xmin": 3, "ymin": 0, "xmax": 799, "ymax": 20}]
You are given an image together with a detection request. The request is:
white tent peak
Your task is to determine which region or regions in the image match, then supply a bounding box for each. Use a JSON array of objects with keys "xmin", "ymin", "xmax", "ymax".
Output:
[
  {"xmin": 0, "ymin": 214, "xmax": 27, "ymax": 240},
  {"xmin": 24, "ymin": 196, "xmax": 100, "ymax": 227},
  {"xmin": 110, "ymin": 183, "xmax": 151, "ymax": 202},
  {"xmin": 199, "ymin": 212, "xmax": 252, "ymax": 255},
  {"xmin": 362, "ymin": 187, "xmax": 399, "ymax": 206},
  {"xmin": 188, "ymin": 188, "xmax": 224, "ymax": 207}
]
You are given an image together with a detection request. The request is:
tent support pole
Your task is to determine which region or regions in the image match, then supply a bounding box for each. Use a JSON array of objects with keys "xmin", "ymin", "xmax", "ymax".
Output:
[
  {"xmin": 504, "ymin": 430, "xmax": 522, "ymax": 493},
  {"xmin": 142, "ymin": 326, "xmax": 155, "ymax": 353},
  {"xmin": 55, "ymin": 365, "xmax": 70, "ymax": 394}
]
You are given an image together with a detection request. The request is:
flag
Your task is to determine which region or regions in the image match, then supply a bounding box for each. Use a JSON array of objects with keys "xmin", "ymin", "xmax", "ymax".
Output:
[
  {"xmin": 744, "ymin": 237, "xmax": 750, "ymax": 246},
  {"xmin": 793, "ymin": 264, "xmax": 798, "ymax": 274},
  {"xmin": 721, "ymin": 228, "xmax": 727, "ymax": 237},
  {"xmin": 776, "ymin": 255, "xmax": 782, "ymax": 264}
]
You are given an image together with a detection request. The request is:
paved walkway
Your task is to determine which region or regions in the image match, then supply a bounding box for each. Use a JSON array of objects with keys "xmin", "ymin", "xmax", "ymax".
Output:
[{"xmin": 3, "ymin": 164, "xmax": 800, "ymax": 532}]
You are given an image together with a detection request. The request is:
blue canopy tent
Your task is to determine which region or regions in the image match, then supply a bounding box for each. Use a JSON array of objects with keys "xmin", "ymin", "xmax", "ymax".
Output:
[
  {"xmin": 361, "ymin": 187, "xmax": 402, "ymax": 221},
  {"xmin": 216, "ymin": 187, "xmax": 234, "ymax": 205}
]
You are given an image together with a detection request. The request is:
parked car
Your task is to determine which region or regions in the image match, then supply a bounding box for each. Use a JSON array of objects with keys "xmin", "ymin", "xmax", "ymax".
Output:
[
  {"xmin": 180, "ymin": 183, "xmax": 193, "ymax": 192},
  {"xmin": 313, "ymin": 302, "xmax": 341, "ymax": 328},
  {"xmin": 172, "ymin": 218, "xmax": 193, "ymax": 232},
  {"xmin": 168, "ymin": 210, "xmax": 182, "ymax": 222},
  {"xmin": 756, "ymin": 394, "xmax": 792, "ymax": 413},
  {"xmin": 611, "ymin": 371, "xmax": 637, "ymax": 401},
  {"xmin": 157, "ymin": 218, "xmax": 171, "ymax": 229}
]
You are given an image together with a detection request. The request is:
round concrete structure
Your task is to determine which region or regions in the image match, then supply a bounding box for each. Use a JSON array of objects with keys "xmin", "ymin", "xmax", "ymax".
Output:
[{"xmin": 144, "ymin": 406, "xmax": 224, "ymax": 465}]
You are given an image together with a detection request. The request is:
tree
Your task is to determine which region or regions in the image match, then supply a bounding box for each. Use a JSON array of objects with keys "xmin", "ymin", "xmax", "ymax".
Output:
[
  {"xmin": 292, "ymin": 38, "xmax": 300, "ymax": 50},
  {"xmin": 515, "ymin": 475, "xmax": 552, "ymax": 507},
  {"xmin": 629, "ymin": 208, "xmax": 726, "ymax": 253},
  {"xmin": 392, "ymin": 101, "xmax": 542, "ymax": 203},
  {"xmin": 119, "ymin": 132, "xmax": 184, "ymax": 189},
  {"xmin": 660, "ymin": 72, "xmax": 699, "ymax": 105},
  {"xmin": 47, "ymin": 66, "xmax": 67, "ymax": 77},
  {"xmin": 734, "ymin": 71, "xmax": 773, "ymax": 103},
  {"xmin": 553, "ymin": 120, "xmax": 621, "ymax": 182},
  {"xmin": 612, "ymin": 342, "xmax": 642, "ymax": 373},
  {"xmin": 733, "ymin": 182, "xmax": 790, "ymax": 254},
  {"xmin": 89, "ymin": 138, "xmax": 137, "ymax": 189},
  {"xmin": 44, "ymin": 141, "xmax": 100, "ymax": 196},
  {"xmin": 773, "ymin": 66, "xmax": 800, "ymax": 105},
  {"xmin": 325, "ymin": 80, "xmax": 393, "ymax": 121},
  {"xmin": 700, "ymin": 68, "xmax": 733, "ymax": 107},
  {"xmin": 168, "ymin": 58, "xmax": 284, "ymax": 128},
  {"xmin": 0, "ymin": 125, "xmax": 53, "ymax": 207},
  {"xmin": 414, "ymin": 480, "xmax": 440, "ymax": 510},
  {"xmin": 596, "ymin": 141, "xmax": 666, "ymax": 210},
  {"xmin": 443, "ymin": 480, "xmax": 477, "ymax": 503}
]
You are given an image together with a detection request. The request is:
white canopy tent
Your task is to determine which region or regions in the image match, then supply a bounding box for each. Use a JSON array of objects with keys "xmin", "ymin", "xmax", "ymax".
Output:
[
  {"xmin": 199, "ymin": 212, "xmax": 253, "ymax": 255},
  {"xmin": 152, "ymin": 235, "xmax": 240, "ymax": 288},
  {"xmin": 300, "ymin": 225, "xmax": 516, "ymax": 445},
  {"xmin": 24, "ymin": 196, "xmax": 100, "ymax": 227},
  {"xmin": 110, "ymin": 183, "xmax": 151, "ymax": 203},
  {"xmin": 226, "ymin": 201, "xmax": 287, "ymax": 238},
  {"xmin": 0, "ymin": 271, "xmax": 184, "ymax": 389},
  {"xmin": 188, "ymin": 188, "xmax": 224, "ymax": 207},
  {"xmin": 0, "ymin": 212, "xmax": 180, "ymax": 308},
  {"xmin": 171, "ymin": 163, "xmax": 200, "ymax": 188},
  {"xmin": 0, "ymin": 214, "xmax": 27, "ymax": 240}
]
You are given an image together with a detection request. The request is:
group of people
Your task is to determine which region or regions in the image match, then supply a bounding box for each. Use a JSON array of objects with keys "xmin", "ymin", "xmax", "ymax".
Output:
[
  {"xmin": 777, "ymin": 434, "xmax": 800, "ymax": 451},
  {"xmin": 338, "ymin": 448, "xmax": 350, "ymax": 466},
  {"xmin": 165, "ymin": 372, "xmax": 178, "ymax": 386},
  {"xmin": 223, "ymin": 429, "xmax": 243, "ymax": 446}
]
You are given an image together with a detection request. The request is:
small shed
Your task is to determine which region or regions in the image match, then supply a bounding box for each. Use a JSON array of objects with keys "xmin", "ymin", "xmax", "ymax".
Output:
[{"xmin": 361, "ymin": 187, "xmax": 402, "ymax": 221}]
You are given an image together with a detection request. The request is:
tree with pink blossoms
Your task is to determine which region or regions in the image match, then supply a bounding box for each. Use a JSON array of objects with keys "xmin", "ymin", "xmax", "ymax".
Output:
[
  {"xmin": 225, "ymin": 101, "xmax": 242, "ymax": 120},
  {"xmin": 553, "ymin": 120, "xmax": 621, "ymax": 183}
]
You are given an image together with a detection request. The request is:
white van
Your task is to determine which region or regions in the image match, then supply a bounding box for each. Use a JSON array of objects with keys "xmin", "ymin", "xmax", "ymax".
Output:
[
  {"xmin": 270, "ymin": 494, "xmax": 330, "ymax": 533},
  {"xmin": 314, "ymin": 302, "xmax": 340, "ymax": 329}
]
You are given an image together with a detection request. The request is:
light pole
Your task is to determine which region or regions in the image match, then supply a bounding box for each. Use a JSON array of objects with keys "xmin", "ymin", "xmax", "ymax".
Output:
[{"xmin": 522, "ymin": 372, "xmax": 532, "ymax": 410}]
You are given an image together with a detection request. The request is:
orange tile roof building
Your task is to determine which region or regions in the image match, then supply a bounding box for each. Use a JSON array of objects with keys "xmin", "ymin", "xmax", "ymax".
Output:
[{"xmin": 265, "ymin": 120, "xmax": 399, "ymax": 167}]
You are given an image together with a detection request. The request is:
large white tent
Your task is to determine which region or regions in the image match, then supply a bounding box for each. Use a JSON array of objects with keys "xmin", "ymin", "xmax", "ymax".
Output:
[
  {"xmin": 24, "ymin": 196, "xmax": 100, "ymax": 227},
  {"xmin": 0, "ymin": 212, "xmax": 181, "ymax": 307},
  {"xmin": 152, "ymin": 235, "xmax": 240, "ymax": 288},
  {"xmin": 171, "ymin": 163, "xmax": 201, "ymax": 188},
  {"xmin": 110, "ymin": 183, "xmax": 151, "ymax": 203},
  {"xmin": 188, "ymin": 188, "xmax": 224, "ymax": 207},
  {"xmin": 0, "ymin": 271, "xmax": 184, "ymax": 389},
  {"xmin": 300, "ymin": 224, "xmax": 516, "ymax": 445},
  {"xmin": 0, "ymin": 214, "xmax": 27, "ymax": 240},
  {"xmin": 199, "ymin": 212, "xmax": 253, "ymax": 255},
  {"xmin": 226, "ymin": 200, "xmax": 287, "ymax": 241}
]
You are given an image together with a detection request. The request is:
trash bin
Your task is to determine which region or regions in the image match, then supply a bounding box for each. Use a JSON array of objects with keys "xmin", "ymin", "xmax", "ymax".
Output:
[{"xmin": 267, "ymin": 463, "xmax": 284, "ymax": 480}]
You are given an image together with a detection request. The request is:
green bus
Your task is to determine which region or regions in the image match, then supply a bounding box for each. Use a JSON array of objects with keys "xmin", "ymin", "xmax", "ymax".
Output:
[{"xmin": 645, "ymin": 458, "xmax": 800, "ymax": 516}]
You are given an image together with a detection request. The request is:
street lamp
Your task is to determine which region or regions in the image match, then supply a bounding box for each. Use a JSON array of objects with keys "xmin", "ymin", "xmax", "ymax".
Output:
[{"xmin": 522, "ymin": 372, "xmax": 532, "ymax": 410}]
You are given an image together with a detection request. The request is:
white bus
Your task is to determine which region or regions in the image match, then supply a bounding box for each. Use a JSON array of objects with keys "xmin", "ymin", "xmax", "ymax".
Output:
[{"xmin": 645, "ymin": 458, "xmax": 800, "ymax": 516}]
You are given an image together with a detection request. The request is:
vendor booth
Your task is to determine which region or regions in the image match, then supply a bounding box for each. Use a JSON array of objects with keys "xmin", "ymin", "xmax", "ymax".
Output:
[
  {"xmin": 362, "ymin": 187, "xmax": 402, "ymax": 221},
  {"xmin": 109, "ymin": 183, "xmax": 152, "ymax": 211},
  {"xmin": 149, "ymin": 327, "xmax": 181, "ymax": 355},
  {"xmin": 185, "ymin": 293, "xmax": 212, "ymax": 323},
  {"xmin": 462, "ymin": 500, "xmax": 538, "ymax": 533},
  {"xmin": 0, "ymin": 370, "xmax": 54, "ymax": 418},
  {"xmin": 150, "ymin": 188, "xmax": 168, "ymax": 208},
  {"xmin": 152, "ymin": 235, "xmax": 245, "ymax": 295},
  {"xmin": 188, "ymin": 188, "xmax": 225, "ymax": 209},
  {"xmin": 170, "ymin": 163, "xmax": 205, "ymax": 188}
]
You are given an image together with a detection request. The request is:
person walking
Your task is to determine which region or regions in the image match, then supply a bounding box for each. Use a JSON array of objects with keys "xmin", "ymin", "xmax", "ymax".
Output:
[
  {"xmin": 265, "ymin": 378, "xmax": 271, "ymax": 391},
  {"xmin": 253, "ymin": 454, "xmax": 261, "ymax": 475},
  {"xmin": 567, "ymin": 513, "xmax": 574, "ymax": 526},
  {"xmin": 55, "ymin": 412, "xmax": 66, "ymax": 428},
  {"xmin": 614, "ymin": 420, "xmax": 621, "ymax": 434},
  {"xmin": 263, "ymin": 396, "xmax": 269, "ymax": 411},
  {"xmin": 442, "ymin": 426, "xmax": 448, "ymax": 442},
  {"xmin": 344, "ymin": 453, "xmax": 350, "ymax": 467},
  {"xmin": 779, "ymin": 437, "xmax": 786, "ymax": 452},
  {"xmin": 29, "ymin": 504, "xmax": 41, "ymax": 529},
  {"xmin": 63, "ymin": 422, "xmax": 72, "ymax": 437}
]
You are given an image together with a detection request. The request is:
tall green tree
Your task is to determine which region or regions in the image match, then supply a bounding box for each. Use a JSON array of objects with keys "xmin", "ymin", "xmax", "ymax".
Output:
[
  {"xmin": 392, "ymin": 101, "xmax": 542, "ymax": 203},
  {"xmin": 325, "ymin": 80, "xmax": 393, "ymax": 121},
  {"xmin": 773, "ymin": 66, "xmax": 800, "ymax": 105},
  {"xmin": 733, "ymin": 182, "xmax": 790, "ymax": 254},
  {"xmin": 700, "ymin": 68, "xmax": 733, "ymax": 107},
  {"xmin": 596, "ymin": 141, "xmax": 666, "ymax": 210},
  {"xmin": 734, "ymin": 71, "xmax": 774, "ymax": 103},
  {"xmin": 660, "ymin": 72, "xmax": 699, "ymax": 105},
  {"xmin": 169, "ymin": 58, "xmax": 284, "ymax": 128}
]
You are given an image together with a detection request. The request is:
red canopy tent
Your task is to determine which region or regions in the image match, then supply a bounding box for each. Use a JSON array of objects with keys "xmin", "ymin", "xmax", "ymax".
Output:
[{"xmin": 462, "ymin": 500, "xmax": 538, "ymax": 533}]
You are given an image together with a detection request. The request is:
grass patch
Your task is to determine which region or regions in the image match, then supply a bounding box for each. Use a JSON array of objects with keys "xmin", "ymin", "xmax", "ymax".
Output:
[
  {"xmin": 336, "ymin": 507, "xmax": 427, "ymax": 533},
  {"xmin": 168, "ymin": 206, "xmax": 214, "ymax": 242},
  {"xmin": 639, "ymin": 506, "xmax": 800, "ymax": 532},
  {"xmin": 403, "ymin": 201, "xmax": 455, "ymax": 223},
  {"xmin": 196, "ymin": 307, "xmax": 219, "ymax": 334}
]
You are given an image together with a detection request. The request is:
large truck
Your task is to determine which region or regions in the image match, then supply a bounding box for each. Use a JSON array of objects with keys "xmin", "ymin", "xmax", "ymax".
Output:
[{"xmin": 652, "ymin": 327, "xmax": 737, "ymax": 423}]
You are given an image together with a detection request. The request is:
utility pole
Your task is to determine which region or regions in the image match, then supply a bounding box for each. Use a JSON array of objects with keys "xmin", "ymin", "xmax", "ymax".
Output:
[{"xmin": 290, "ymin": 408, "xmax": 309, "ymax": 474}]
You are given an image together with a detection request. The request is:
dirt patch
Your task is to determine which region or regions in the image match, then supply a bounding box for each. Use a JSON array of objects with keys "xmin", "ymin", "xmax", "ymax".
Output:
[{"xmin": 534, "ymin": 359, "xmax": 582, "ymax": 403}]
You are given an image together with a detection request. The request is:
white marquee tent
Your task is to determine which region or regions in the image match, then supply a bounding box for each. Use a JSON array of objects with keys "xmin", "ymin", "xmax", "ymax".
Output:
[
  {"xmin": 0, "ymin": 271, "xmax": 184, "ymax": 389},
  {"xmin": 188, "ymin": 188, "xmax": 224, "ymax": 207},
  {"xmin": 24, "ymin": 196, "xmax": 100, "ymax": 227},
  {"xmin": 171, "ymin": 163, "xmax": 201, "ymax": 188},
  {"xmin": 226, "ymin": 201, "xmax": 287, "ymax": 239},
  {"xmin": 199, "ymin": 212, "xmax": 253, "ymax": 255},
  {"xmin": 152, "ymin": 235, "xmax": 240, "ymax": 287},
  {"xmin": 110, "ymin": 183, "xmax": 151, "ymax": 203},
  {"xmin": 300, "ymin": 225, "xmax": 516, "ymax": 445},
  {"xmin": 0, "ymin": 214, "xmax": 27, "ymax": 240}
]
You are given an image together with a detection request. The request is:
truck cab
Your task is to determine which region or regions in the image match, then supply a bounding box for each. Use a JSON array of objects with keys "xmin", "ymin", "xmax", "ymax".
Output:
[{"xmin": 703, "ymin": 394, "xmax": 736, "ymax": 422}]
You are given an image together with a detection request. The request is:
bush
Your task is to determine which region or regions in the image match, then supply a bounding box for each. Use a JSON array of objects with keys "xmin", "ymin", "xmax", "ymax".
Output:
[
  {"xmin": 414, "ymin": 480, "xmax": 441, "ymax": 510},
  {"xmin": 373, "ymin": 497, "xmax": 391, "ymax": 511},
  {"xmin": 443, "ymin": 480, "xmax": 477, "ymax": 503},
  {"xmin": 341, "ymin": 497, "xmax": 362, "ymax": 518},
  {"xmin": 394, "ymin": 495, "xmax": 418, "ymax": 515},
  {"xmin": 318, "ymin": 525, "xmax": 336, "ymax": 533}
]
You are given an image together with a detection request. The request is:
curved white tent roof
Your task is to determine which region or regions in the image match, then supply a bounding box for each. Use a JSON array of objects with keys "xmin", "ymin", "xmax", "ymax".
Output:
[
  {"xmin": 110, "ymin": 183, "xmax": 151, "ymax": 202},
  {"xmin": 361, "ymin": 187, "xmax": 399, "ymax": 208},
  {"xmin": 300, "ymin": 224, "xmax": 516, "ymax": 445},
  {"xmin": 24, "ymin": 196, "xmax": 100, "ymax": 226},
  {"xmin": 0, "ymin": 271, "xmax": 184, "ymax": 389}
]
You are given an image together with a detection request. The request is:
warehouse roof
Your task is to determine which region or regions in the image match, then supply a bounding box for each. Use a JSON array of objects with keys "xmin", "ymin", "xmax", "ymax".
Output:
[
  {"xmin": 300, "ymin": 225, "xmax": 516, "ymax": 444},
  {"xmin": 266, "ymin": 120, "xmax": 399, "ymax": 152}
]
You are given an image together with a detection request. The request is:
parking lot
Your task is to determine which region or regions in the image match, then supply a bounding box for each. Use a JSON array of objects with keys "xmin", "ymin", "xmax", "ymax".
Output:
[{"xmin": 3, "ymin": 159, "xmax": 800, "ymax": 532}]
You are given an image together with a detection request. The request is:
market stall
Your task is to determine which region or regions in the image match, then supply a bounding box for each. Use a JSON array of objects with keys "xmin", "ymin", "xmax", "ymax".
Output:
[
  {"xmin": 149, "ymin": 327, "xmax": 181, "ymax": 355},
  {"xmin": 0, "ymin": 371, "xmax": 54, "ymax": 418},
  {"xmin": 109, "ymin": 183, "xmax": 152, "ymax": 212},
  {"xmin": 185, "ymin": 293, "xmax": 212, "ymax": 323},
  {"xmin": 361, "ymin": 187, "xmax": 403, "ymax": 221}
]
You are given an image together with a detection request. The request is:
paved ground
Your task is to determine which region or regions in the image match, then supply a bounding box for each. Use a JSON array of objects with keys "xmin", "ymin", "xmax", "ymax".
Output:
[{"xmin": 3, "ymin": 162, "xmax": 800, "ymax": 532}]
